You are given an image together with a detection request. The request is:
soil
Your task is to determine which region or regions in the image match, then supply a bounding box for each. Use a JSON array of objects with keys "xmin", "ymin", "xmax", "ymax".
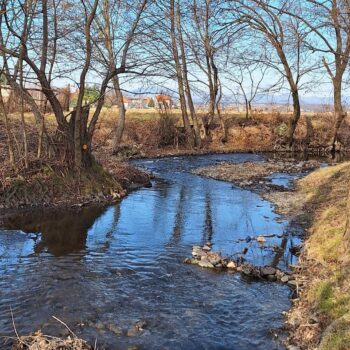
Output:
[{"xmin": 0, "ymin": 158, "xmax": 151, "ymax": 219}]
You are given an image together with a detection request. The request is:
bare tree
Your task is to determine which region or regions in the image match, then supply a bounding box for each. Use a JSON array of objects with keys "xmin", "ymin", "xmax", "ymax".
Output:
[
  {"xmin": 0, "ymin": 0, "xmax": 147, "ymax": 168},
  {"xmin": 175, "ymin": 0, "xmax": 202, "ymax": 147},
  {"xmin": 187, "ymin": 0, "xmax": 228, "ymax": 142},
  {"xmin": 229, "ymin": 0, "xmax": 314, "ymax": 147},
  {"xmin": 280, "ymin": 0, "xmax": 350, "ymax": 150},
  {"xmin": 170, "ymin": 0, "xmax": 194, "ymax": 147},
  {"xmin": 225, "ymin": 60, "xmax": 270, "ymax": 119}
]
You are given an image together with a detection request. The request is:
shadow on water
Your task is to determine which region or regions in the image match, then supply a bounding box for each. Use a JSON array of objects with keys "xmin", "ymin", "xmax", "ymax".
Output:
[
  {"xmin": 2, "ymin": 206, "xmax": 105, "ymax": 256},
  {"xmin": 0, "ymin": 153, "xmax": 310, "ymax": 350}
]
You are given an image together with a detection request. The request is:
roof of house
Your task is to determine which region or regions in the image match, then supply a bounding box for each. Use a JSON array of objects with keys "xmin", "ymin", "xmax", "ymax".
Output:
[{"xmin": 155, "ymin": 95, "xmax": 171, "ymax": 101}]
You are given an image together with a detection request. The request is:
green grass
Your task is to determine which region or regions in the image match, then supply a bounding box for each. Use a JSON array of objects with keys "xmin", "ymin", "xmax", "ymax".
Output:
[{"xmin": 298, "ymin": 162, "xmax": 350, "ymax": 349}]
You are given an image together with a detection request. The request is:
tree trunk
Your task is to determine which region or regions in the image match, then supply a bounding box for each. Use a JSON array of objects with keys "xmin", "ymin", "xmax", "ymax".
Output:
[
  {"xmin": 248, "ymin": 101, "xmax": 252, "ymax": 118},
  {"xmin": 112, "ymin": 75, "xmax": 126, "ymax": 154},
  {"xmin": 69, "ymin": 107, "xmax": 92, "ymax": 168},
  {"xmin": 245, "ymin": 98, "xmax": 249, "ymax": 119},
  {"xmin": 216, "ymin": 78, "xmax": 227, "ymax": 143},
  {"xmin": 331, "ymin": 76, "xmax": 346, "ymax": 150},
  {"xmin": 287, "ymin": 89, "xmax": 301, "ymax": 147},
  {"xmin": 170, "ymin": 0, "xmax": 193, "ymax": 147},
  {"xmin": 37, "ymin": 116, "xmax": 46, "ymax": 159},
  {"xmin": 0, "ymin": 87, "xmax": 15, "ymax": 167},
  {"xmin": 176, "ymin": 1, "xmax": 201, "ymax": 148},
  {"xmin": 19, "ymin": 58, "xmax": 29, "ymax": 169},
  {"xmin": 206, "ymin": 58, "xmax": 216, "ymax": 135}
]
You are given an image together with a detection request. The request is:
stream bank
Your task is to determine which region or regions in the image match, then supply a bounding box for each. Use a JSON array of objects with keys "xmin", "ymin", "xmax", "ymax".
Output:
[{"xmin": 0, "ymin": 160, "xmax": 151, "ymax": 216}]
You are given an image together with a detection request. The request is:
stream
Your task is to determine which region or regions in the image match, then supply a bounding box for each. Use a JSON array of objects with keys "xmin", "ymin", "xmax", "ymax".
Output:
[{"xmin": 0, "ymin": 153, "xmax": 303, "ymax": 349}]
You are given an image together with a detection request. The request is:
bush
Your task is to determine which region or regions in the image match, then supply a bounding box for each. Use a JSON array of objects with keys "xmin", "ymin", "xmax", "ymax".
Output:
[{"xmin": 156, "ymin": 113, "xmax": 179, "ymax": 147}]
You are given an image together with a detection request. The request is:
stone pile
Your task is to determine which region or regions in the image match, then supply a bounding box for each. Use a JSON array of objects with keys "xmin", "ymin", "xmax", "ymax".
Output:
[{"xmin": 184, "ymin": 244, "xmax": 298, "ymax": 288}]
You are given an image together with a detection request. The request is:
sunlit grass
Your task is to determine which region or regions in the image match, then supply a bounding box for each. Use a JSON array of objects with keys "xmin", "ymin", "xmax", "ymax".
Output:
[{"xmin": 298, "ymin": 162, "xmax": 350, "ymax": 349}]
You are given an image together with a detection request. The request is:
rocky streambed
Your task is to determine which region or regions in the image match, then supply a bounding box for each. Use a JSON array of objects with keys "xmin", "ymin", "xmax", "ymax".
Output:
[{"xmin": 184, "ymin": 243, "xmax": 299, "ymax": 288}]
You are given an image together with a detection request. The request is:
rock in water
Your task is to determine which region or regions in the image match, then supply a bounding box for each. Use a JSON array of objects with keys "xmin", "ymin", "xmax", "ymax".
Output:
[
  {"xmin": 207, "ymin": 252, "xmax": 222, "ymax": 265},
  {"xmin": 287, "ymin": 346, "xmax": 301, "ymax": 350},
  {"xmin": 134, "ymin": 320, "xmax": 147, "ymax": 329},
  {"xmin": 256, "ymin": 236, "xmax": 266, "ymax": 244},
  {"xmin": 202, "ymin": 245, "xmax": 211, "ymax": 252},
  {"xmin": 227, "ymin": 261, "xmax": 236, "ymax": 269},
  {"xmin": 127, "ymin": 320, "xmax": 147, "ymax": 337},
  {"xmin": 281, "ymin": 275, "xmax": 289, "ymax": 283},
  {"xmin": 267, "ymin": 274, "xmax": 277, "ymax": 282},
  {"xmin": 198, "ymin": 260, "xmax": 214, "ymax": 268},
  {"xmin": 107, "ymin": 324, "xmax": 123, "ymax": 336},
  {"xmin": 127, "ymin": 326, "xmax": 140, "ymax": 337},
  {"xmin": 261, "ymin": 266, "xmax": 276, "ymax": 276},
  {"xmin": 192, "ymin": 246, "xmax": 207, "ymax": 258},
  {"xmin": 287, "ymin": 280, "xmax": 298, "ymax": 288},
  {"xmin": 242, "ymin": 265, "xmax": 254, "ymax": 275}
]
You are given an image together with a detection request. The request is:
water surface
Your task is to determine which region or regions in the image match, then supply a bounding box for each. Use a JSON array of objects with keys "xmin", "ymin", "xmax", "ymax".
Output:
[{"xmin": 0, "ymin": 153, "xmax": 300, "ymax": 349}]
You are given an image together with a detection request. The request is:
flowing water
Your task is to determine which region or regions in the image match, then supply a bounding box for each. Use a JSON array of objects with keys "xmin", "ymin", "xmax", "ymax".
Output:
[{"xmin": 0, "ymin": 153, "xmax": 303, "ymax": 349}]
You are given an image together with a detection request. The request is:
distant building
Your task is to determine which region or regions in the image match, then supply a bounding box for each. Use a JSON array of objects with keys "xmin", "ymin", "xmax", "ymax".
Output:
[
  {"xmin": 122, "ymin": 96, "xmax": 155, "ymax": 109},
  {"xmin": 155, "ymin": 95, "xmax": 172, "ymax": 110}
]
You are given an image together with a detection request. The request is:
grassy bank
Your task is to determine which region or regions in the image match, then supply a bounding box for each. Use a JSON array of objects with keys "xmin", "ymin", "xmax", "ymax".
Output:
[{"xmin": 287, "ymin": 162, "xmax": 350, "ymax": 350}]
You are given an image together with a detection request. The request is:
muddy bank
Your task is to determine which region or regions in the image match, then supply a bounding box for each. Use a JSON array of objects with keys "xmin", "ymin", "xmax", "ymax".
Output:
[
  {"xmin": 97, "ymin": 110, "xmax": 350, "ymax": 159},
  {"xmin": 105, "ymin": 142, "xmax": 349, "ymax": 162},
  {"xmin": 193, "ymin": 159, "xmax": 319, "ymax": 219},
  {"xmin": 0, "ymin": 160, "xmax": 151, "ymax": 215}
]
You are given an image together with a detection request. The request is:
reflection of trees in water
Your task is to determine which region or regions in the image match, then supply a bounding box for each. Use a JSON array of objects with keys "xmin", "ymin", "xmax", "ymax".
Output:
[
  {"xmin": 168, "ymin": 185, "xmax": 186, "ymax": 246},
  {"xmin": 270, "ymin": 237, "xmax": 287, "ymax": 268},
  {"xmin": 98, "ymin": 205, "xmax": 120, "ymax": 253},
  {"xmin": 3, "ymin": 206, "xmax": 105, "ymax": 256},
  {"xmin": 204, "ymin": 191, "xmax": 213, "ymax": 244},
  {"xmin": 235, "ymin": 191, "xmax": 258, "ymax": 237},
  {"xmin": 149, "ymin": 181, "xmax": 175, "ymax": 229}
]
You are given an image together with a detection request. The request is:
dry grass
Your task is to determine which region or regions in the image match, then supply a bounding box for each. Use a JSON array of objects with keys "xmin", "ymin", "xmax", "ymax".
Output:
[
  {"xmin": 7, "ymin": 108, "xmax": 350, "ymax": 158},
  {"xmin": 12, "ymin": 333, "xmax": 92, "ymax": 350},
  {"xmin": 287, "ymin": 163, "xmax": 350, "ymax": 350}
]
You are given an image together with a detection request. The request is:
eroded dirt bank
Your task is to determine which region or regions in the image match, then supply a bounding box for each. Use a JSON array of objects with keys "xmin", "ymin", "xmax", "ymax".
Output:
[
  {"xmin": 0, "ymin": 160, "xmax": 151, "ymax": 216},
  {"xmin": 193, "ymin": 159, "xmax": 350, "ymax": 350}
]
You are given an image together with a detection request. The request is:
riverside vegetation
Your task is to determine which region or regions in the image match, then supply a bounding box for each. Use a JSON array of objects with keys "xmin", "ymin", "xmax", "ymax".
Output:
[{"xmin": 2, "ymin": 0, "xmax": 350, "ymax": 348}]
